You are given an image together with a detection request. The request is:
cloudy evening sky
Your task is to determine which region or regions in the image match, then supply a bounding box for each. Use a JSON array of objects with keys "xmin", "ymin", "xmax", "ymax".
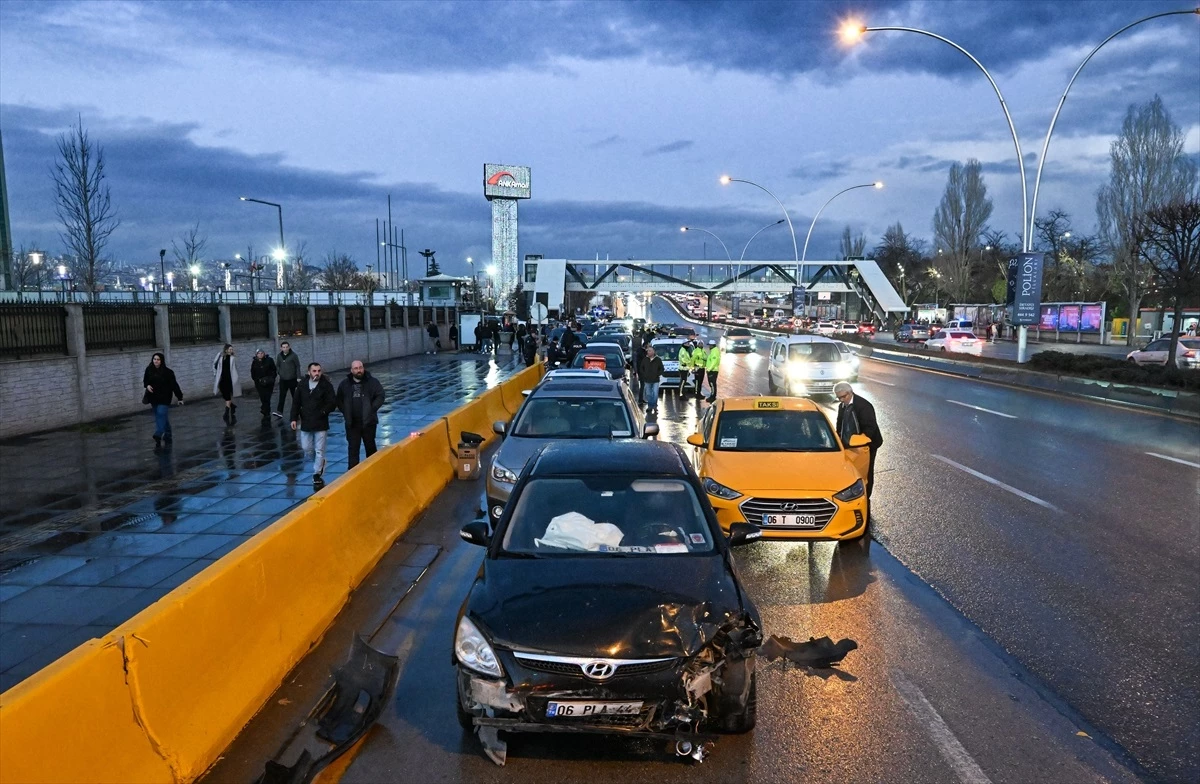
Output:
[{"xmin": 0, "ymin": 0, "xmax": 1197, "ymax": 278}]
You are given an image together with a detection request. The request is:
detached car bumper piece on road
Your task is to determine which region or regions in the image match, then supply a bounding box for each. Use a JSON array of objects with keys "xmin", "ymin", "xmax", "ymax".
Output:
[{"xmin": 456, "ymin": 441, "xmax": 763, "ymax": 765}]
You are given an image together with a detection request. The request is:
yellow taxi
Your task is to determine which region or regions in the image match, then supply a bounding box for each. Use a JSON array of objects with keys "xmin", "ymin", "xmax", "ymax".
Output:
[{"xmin": 685, "ymin": 396, "xmax": 872, "ymax": 546}]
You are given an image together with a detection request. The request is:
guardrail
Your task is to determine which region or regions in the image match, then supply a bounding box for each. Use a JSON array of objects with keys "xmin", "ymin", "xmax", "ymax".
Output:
[{"xmin": 0, "ymin": 363, "xmax": 543, "ymax": 784}]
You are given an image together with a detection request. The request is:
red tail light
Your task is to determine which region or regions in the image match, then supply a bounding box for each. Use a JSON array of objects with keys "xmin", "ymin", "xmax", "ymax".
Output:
[{"xmin": 1184, "ymin": 350, "xmax": 1196, "ymax": 358}]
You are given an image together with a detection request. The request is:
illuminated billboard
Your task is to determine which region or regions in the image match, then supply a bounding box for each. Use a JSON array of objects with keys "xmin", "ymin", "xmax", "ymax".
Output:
[{"xmin": 484, "ymin": 164, "xmax": 531, "ymax": 200}]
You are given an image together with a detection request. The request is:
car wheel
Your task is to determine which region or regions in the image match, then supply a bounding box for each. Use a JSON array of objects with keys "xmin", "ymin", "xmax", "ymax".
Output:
[{"xmin": 718, "ymin": 665, "xmax": 757, "ymax": 733}]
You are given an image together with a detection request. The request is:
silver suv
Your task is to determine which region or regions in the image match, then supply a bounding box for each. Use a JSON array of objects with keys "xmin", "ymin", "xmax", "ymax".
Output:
[
  {"xmin": 767, "ymin": 335, "xmax": 856, "ymax": 396},
  {"xmin": 485, "ymin": 376, "xmax": 657, "ymax": 525}
]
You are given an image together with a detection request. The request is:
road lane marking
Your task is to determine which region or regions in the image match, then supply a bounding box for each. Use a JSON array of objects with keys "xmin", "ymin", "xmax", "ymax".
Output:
[
  {"xmin": 893, "ymin": 671, "xmax": 992, "ymax": 784},
  {"xmin": 1146, "ymin": 451, "xmax": 1200, "ymax": 469},
  {"xmin": 946, "ymin": 400, "xmax": 1016, "ymax": 419},
  {"xmin": 931, "ymin": 455, "xmax": 1060, "ymax": 512},
  {"xmin": 860, "ymin": 376, "xmax": 896, "ymax": 386}
]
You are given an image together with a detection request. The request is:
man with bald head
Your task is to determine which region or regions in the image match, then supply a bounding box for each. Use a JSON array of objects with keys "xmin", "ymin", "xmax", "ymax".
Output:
[{"xmin": 336, "ymin": 360, "xmax": 386, "ymax": 468}]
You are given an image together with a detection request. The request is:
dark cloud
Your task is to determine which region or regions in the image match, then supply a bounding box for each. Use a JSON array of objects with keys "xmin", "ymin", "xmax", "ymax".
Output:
[
  {"xmin": 588, "ymin": 134, "xmax": 623, "ymax": 149},
  {"xmin": 643, "ymin": 139, "xmax": 694, "ymax": 156},
  {"xmin": 891, "ymin": 155, "xmax": 954, "ymax": 173},
  {"xmin": 789, "ymin": 159, "xmax": 852, "ymax": 181}
]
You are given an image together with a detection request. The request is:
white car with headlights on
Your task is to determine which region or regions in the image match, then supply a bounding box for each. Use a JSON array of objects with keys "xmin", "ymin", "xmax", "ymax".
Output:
[
  {"xmin": 766, "ymin": 335, "xmax": 856, "ymax": 396},
  {"xmin": 925, "ymin": 329, "xmax": 983, "ymax": 356}
]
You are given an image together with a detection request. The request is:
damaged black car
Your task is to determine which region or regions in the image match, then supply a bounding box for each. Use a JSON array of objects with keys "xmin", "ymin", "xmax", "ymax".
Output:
[{"xmin": 454, "ymin": 440, "xmax": 763, "ymax": 765}]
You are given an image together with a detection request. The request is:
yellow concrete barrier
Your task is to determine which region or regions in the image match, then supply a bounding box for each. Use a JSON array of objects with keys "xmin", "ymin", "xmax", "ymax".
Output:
[
  {"xmin": 445, "ymin": 386, "xmax": 503, "ymax": 450},
  {"xmin": 500, "ymin": 364, "xmax": 543, "ymax": 415},
  {"xmin": 0, "ymin": 384, "xmax": 500, "ymax": 783}
]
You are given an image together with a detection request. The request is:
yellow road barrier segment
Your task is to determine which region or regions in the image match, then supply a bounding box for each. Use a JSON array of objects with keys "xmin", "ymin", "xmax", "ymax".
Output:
[{"xmin": 0, "ymin": 367, "xmax": 541, "ymax": 784}]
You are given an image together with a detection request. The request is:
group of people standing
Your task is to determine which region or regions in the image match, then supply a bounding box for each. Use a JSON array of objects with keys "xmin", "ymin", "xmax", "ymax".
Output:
[
  {"xmin": 142, "ymin": 341, "xmax": 387, "ymax": 488},
  {"xmin": 676, "ymin": 337, "xmax": 721, "ymax": 403}
]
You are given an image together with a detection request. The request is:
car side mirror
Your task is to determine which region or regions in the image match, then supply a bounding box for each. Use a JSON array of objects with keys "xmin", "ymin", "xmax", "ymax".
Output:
[
  {"xmin": 460, "ymin": 521, "xmax": 491, "ymax": 547},
  {"xmin": 847, "ymin": 434, "xmax": 871, "ymax": 448},
  {"xmin": 685, "ymin": 434, "xmax": 706, "ymax": 447},
  {"xmin": 492, "ymin": 421, "xmax": 507, "ymax": 436},
  {"xmin": 521, "ymin": 389, "xmax": 532, "ymax": 397},
  {"xmin": 727, "ymin": 522, "xmax": 762, "ymax": 547},
  {"xmin": 642, "ymin": 423, "xmax": 660, "ymax": 439}
]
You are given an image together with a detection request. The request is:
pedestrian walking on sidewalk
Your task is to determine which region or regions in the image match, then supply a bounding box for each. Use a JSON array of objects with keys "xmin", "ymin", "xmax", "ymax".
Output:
[
  {"xmin": 449, "ymin": 323, "xmax": 459, "ymax": 350},
  {"xmin": 474, "ymin": 322, "xmax": 485, "ymax": 353},
  {"xmin": 336, "ymin": 360, "xmax": 386, "ymax": 469},
  {"xmin": 275, "ymin": 341, "xmax": 301, "ymax": 418},
  {"xmin": 426, "ymin": 321, "xmax": 441, "ymax": 354},
  {"xmin": 291, "ymin": 362, "xmax": 337, "ymax": 487},
  {"xmin": 638, "ymin": 345, "xmax": 664, "ymax": 415},
  {"xmin": 490, "ymin": 321, "xmax": 501, "ymax": 354},
  {"xmin": 704, "ymin": 339, "xmax": 721, "ymax": 403},
  {"xmin": 213, "ymin": 344, "xmax": 239, "ymax": 424},
  {"xmin": 834, "ymin": 382, "xmax": 883, "ymax": 504},
  {"xmin": 989, "ymin": 322, "xmax": 998, "ymax": 344},
  {"xmin": 250, "ymin": 349, "xmax": 278, "ymax": 420},
  {"xmin": 142, "ymin": 352, "xmax": 184, "ymax": 447}
]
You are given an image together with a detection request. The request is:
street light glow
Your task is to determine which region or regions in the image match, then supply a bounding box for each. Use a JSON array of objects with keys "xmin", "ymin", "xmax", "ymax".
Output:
[
  {"xmin": 239, "ymin": 196, "xmax": 247, "ymax": 201},
  {"xmin": 190, "ymin": 265, "xmax": 200, "ymax": 275},
  {"xmin": 680, "ymin": 226, "xmax": 689, "ymax": 232},
  {"xmin": 873, "ymin": 181, "xmax": 884, "ymax": 189},
  {"xmin": 485, "ymin": 264, "xmax": 498, "ymax": 276},
  {"xmin": 839, "ymin": 19, "xmax": 866, "ymax": 44},
  {"xmin": 719, "ymin": 175, "xmax": 731, "ymax": 185},
  {"xmin": 272, "ymin": 248, "xmax": 286, "ymax": 260}
]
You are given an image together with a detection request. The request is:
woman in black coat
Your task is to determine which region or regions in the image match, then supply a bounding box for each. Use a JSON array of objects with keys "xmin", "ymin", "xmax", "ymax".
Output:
[{"xmin": 143, "ymin": 352, "xmax": 184, "ymax": 446}]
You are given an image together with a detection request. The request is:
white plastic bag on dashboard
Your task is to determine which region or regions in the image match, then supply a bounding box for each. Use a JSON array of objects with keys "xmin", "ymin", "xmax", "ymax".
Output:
[{"xmin": 535, "ymin": 512, "xmax": 624, "ymax": 551}]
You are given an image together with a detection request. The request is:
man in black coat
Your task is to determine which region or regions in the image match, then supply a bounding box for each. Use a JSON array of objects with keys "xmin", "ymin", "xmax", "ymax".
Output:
[
  {"xmin": 335, "ymin": 360, "xmax": 387, "ymax": 468},
  {"xmin": 250, "ymin": 349, "xmax": 278, "ymax": 420},
  {"xmin": 291, "ymin": 362, "xmax": 338, "ymax": 486},
  {"xmin": 834, "ymin": 382, "xmax": 882, "ymax": 501}
]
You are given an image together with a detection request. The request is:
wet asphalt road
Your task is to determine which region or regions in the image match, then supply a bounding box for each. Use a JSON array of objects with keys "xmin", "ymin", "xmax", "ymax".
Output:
[{"xmin": 328, "ymin": 299, "xmax": 1199, "ymax": 783}]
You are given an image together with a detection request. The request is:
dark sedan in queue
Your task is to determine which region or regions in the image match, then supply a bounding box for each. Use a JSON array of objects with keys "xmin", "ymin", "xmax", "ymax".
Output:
[{"xmin": 454, "ymin": 440, "xmax": 763, "ymax": 764}]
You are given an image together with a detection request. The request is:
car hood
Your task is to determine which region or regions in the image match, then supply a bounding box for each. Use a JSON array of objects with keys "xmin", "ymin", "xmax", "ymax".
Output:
[
  {"xmin": 706, "ymin": 450, "xmax": 859, "ymax": 494},
  {"xmin": 467, "ymin": 555, "xmax": 749, "ymax": 659}
]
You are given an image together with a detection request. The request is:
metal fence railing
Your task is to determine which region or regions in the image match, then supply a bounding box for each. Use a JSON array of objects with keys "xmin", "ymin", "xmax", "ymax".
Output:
[
  {"xmin": 168, "ymin": 306, "xmax": 221, "ymax": 345},
  {"xmin": 229, "ymin": 305, "xmax": 269, "ymax": 341},
  {"xmin": 315, "ymin": 306, "xmax": 340, "ymax": 334},
  {"xmin": 388, "ymin": 304, "xmax": 406, "ymax": 326},
  {"xmin": 83, "ymin": 305, "xmax": 157, "ymax": 351},
  {"xmin": 0, "ymin": 305, "xmax": 69, "ymax": 359},
  {"xmin": 277, "ymin": 306, "xmax": 308, "ymax": 337},
  {"xmin": 345, "ymin": 307, "xmax": 365, "ymax": 332},
  {"xmin": 407, "ymin": 307, "xmax": 422, "ymax": 325},
  {"xmin": 369, "ymin": 306, "xmax": 386, "ymax": 330}
]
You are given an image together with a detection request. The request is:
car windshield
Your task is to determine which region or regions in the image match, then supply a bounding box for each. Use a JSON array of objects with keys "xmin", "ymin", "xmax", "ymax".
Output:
[
  {"xmin": 726, "ymin": 328, "xmax": 752, "ymax": 337},
  {"xmin": 788, "ymin": 343, "xmax": 841, "ymax": 362},
  {"xmin": 651, "ymin": 343, "xmax": 682, "ymax": 361},
  {"xmin": 511, "ymin": 398, "xmax": 633, "ymax": 438},
  {"xmin": 949, "ymin": 331, "xmax": 975, "ymax": 339},
  {"xmin": 571, "ymin": 349, "xmax": 623, "ymax": 369},
  {"xmin": 500, "ymin": 477, "xmax": 714, "ymax": 555},
  {"xmin": 714, "ymin": 410, "xmax": 839, "ymax": 452}
]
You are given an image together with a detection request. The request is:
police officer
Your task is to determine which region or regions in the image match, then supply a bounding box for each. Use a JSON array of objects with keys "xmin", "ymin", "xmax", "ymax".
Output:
[
  {"xmin": 703, "ymin": 339, "xmax": 721, "ymax": 403},
  {"xmin": 689, "ymin": 339, "xmax": 707, "ymax": 398},
  {"xmin": 677, "ymin": 339, "xmax": 693, "ymax": 398}
]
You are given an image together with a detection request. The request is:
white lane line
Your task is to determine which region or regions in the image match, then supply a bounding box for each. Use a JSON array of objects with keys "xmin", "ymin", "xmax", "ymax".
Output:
[
  {"xmin": 931, "ymin": 454, "xmax": 1060, "ymax": 512},
  {"xmin": 946, "ymin": 399, "xmax": 1016, "ymax": 419},
  {"xmin": 893, "ymin": 671, "xmax": 992, "ymax": 784},
  {"xmin": 860, "ymin": 376, "xmax": 896, "ymax": 386},
  {"xmin": 1146, "ymin": 451, "xmax": 1200, "ymax": 469}
]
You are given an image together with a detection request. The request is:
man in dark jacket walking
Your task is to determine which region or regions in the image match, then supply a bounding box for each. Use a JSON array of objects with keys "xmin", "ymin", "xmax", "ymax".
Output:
[
  {"xmin": 336, "ymin": 360, "xmax": 387, "ymax": 468},
  {"xmin": 291, "ymin": 362, "xmax": 337, "ymax": 486},
  {"xmin": 250, "ymin": 349, "xmax": 278, "ymax": 420},
  {"xmin": 638, "ymin": 345, "xmax": 665, "ymax": 415},
  {"xmin": 426, "ymin": 321, "xmax": 441, "ymax": 354},
  {"xmin": 834, "ymin": 382, "xmax": 883, "ymax": 501},
  {"xmin": 275, "ymin": 341, "xmax": 301, "ymax": 418}
]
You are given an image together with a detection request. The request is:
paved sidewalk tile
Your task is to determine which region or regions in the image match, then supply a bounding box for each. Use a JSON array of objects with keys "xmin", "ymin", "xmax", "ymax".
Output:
[{"xmin": 0, "ymin": 351, "xmax": 527, "ymax": 690}]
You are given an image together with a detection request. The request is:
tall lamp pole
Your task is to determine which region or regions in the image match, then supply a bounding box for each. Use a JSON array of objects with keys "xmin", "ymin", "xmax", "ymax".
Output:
[
  {"xmin": 1029, "ymin": 8, "xmax": 1199, "ymax": 242},
  {"xmin": 801, "ymin": 182, "xmax": 884, "ymax": 262},
  {"xmin": 240, "ymin": 197, "xmax": 286, "ymax": 285},
  {"xmin": 720, "ymin": 176, "xmax": 799, "ymax": 263}
]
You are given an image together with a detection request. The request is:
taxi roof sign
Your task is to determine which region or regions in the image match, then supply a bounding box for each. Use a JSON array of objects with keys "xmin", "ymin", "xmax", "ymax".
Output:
[{"xmin": 756, "ymin": 399, "xmax": 781, "ymax": 409}]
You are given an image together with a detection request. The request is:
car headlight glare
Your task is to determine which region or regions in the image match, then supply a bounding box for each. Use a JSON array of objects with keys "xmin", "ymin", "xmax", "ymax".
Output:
[
  {"xmin": 703, "ymin": 476, "xmax": 743, "ymax": 500},
  {"xmin": 455, "ymin": 616, "xmax": 503, "ymax": 677},
  {"xmin": 787, "ymin": 363, "xmax": 808, "ymax": 380},
  {"xmin": 834, "ymin": 479, "xmax": 865, "ymax": 502},
  {"xmin": 491, "ymin": 460, "xmax": 519, "ymax": 484}
]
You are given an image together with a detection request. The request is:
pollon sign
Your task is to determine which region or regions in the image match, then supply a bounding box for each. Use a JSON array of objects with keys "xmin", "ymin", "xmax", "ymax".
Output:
[
  {"xmin": 484, "ymin": 164, "xmax": 531, "ymax": 199},
  {"xmin": 1011, "ymin": 252, "xmax": 1045, "ymax": 326}
]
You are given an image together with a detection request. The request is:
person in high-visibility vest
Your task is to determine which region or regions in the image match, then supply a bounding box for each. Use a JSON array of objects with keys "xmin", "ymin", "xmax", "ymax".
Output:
[
  {"xmin": 689, "ymin": 340, "xmax": 708, "ymax": 397},
  {"xmin": 677, "ymin": 341, "xmax": 693, "ymax": 397},
  {"xmin": 704, "ymin": 339, "xmax": 721, "ymax": 403}
]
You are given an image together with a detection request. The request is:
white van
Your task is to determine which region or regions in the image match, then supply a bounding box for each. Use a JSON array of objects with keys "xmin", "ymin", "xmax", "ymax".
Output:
[{"xmin": 767, "ymin": 335, "xmax": 857, "ymax": 396}]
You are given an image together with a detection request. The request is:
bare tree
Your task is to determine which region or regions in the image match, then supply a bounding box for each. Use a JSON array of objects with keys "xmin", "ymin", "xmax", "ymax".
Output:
[
  {"xmin": 287, "ymin": 240, "xmax": 317, "ymax": 291},
  {"xmin": 1134, "ymin": 200, "xmax": 1200, "ymax": 367},
  {"xmin": 873, "ymin": 222, "xmax": 926, "ymax": 305},
  {"xmin": 320, "ymin": 250, "xmax": 359, "ymax": 290},
  {"xmin": 932, "ymin": 159, "xmax": 993, "ymax": 304},
  {"xmin": 1096, "ymin": 95, "xmax": 1197, "ymax": 343},
  {"xmin": 9, "ymin": 245, "xmax": 40, "ymax": 290},
  {"xmin": 171, "ymin": 223, "xmax": 208, "ymax": 275},
  {"xmin": 52, "ymin": 117, "xmax": 119, "ymax": 297},
  {"xmin": 839, "ymin": 225, "xmax": 866, "ymax": 259}
]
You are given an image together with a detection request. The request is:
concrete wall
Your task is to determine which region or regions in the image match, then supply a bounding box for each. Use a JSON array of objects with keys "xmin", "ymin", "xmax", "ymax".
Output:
[{"xmin": 0, "ymin": 305, "xmax": 455, "ymax": 439}]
